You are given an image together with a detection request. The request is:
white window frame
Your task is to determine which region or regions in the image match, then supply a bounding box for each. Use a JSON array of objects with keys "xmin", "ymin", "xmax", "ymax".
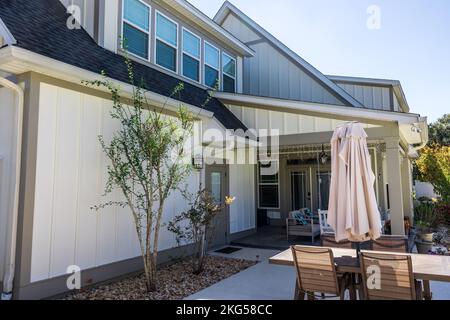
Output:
[
  {"xmin": 257, "ymin": 160, "xmax": 280, "ymax": 210},
  {"xmin": 120, "ymin": 0, "xmax": 151, "ymax": 61},
  {"xmin": 222, "ymin": 52, "xmax": 237, "ymax": 93},
  {"xmin": 181, "ymin": 27, "xmax": 201, "ymax": 84},
  {"xmin": 203, "ymin": 41, "xmax": 221, "ymax": 89},
  {"xmin": 154, "ymin": 10, "xmax": 179, "ymax": 74}
]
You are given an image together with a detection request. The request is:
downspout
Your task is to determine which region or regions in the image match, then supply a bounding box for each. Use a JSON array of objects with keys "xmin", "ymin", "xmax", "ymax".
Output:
[{"xmin": 0, "ymin": 75, "xmax": 24, "ymax": 300}]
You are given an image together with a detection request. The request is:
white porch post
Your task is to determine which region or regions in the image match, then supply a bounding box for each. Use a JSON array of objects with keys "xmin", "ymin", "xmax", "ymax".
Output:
[
  {"xmin": 385, "ymin": 138, "xmax": 405, "ymax": 235},
  {"xmin": 401, "ymin": 156, "xmax": 414, "ymax": 222}
]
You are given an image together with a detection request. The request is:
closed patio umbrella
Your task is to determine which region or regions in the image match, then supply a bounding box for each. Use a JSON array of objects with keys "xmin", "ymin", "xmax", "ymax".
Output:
[{"xmin": 328, "ymin": 122, "xmax": 381, "ymax": 246}]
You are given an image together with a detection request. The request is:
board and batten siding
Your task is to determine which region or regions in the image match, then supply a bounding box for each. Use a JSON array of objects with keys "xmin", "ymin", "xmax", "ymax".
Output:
[
  {"xmin": 0, "ymin": 87, "xmax": 16, "ymax": 282},
  {"xmin": 227, "ymin": 104, "xmax": 377, "ymax": 136},
  {"xmin": 220, "ymin": 12, "xmax": 344, "ymax": 106},
  {"xmin": 335, "ymin": 82, "xmax": 393, "ymax": 111},
  {"xmin": 30, "ymin": 83, "xmax": 199, "ymax": 283}
]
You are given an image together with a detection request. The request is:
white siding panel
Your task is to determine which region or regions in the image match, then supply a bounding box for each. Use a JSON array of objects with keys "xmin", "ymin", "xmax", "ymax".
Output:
[
  {"xmin": 96, "ymin": 100, "xmax": 118, "ymax": 266},
  {"xmin": 74, "ymin": 95, "xmax": 102, "ymax": 269},
  {"xmin": 49, "ymin": 88, "xmax": 81, "ymax": 277},
  {"xmin": 31, "ymin": 84, "xmax": 202, "ymax": 282},
  {"xmin": 31, "ymin": 84, "xmax": 57, "ymax": 282},
  {"xmin": 0, "ymin": 88, "xmax": 16, "ymax": 281}
]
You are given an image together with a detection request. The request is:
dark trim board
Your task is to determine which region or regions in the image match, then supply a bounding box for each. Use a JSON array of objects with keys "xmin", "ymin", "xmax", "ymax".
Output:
[{"xmin": 14, "ymin": 243, "xmax": 196, "ymax": 300}]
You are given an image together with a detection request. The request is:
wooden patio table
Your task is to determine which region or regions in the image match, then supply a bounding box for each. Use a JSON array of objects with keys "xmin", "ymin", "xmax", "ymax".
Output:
[{"xmin": 269, "ymin": 246, "xmax": 450, "ymax": 300}]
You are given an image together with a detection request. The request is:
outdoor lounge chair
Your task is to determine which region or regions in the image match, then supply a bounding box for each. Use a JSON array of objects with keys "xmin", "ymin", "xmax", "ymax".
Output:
[
  {"xmin": 286, "ymin": 209, "xmax": 321, "ymax": 243},
  {"xmin": 371, "ymin": 235, "xmax": 409, "ymax": 253},
  {"xmin": 359, "ymin": 252, "xmax": 423, "ymax": 300},
  {"xmin": 291, "ymin": 245, "xmax": 353, "ymax": 300}
]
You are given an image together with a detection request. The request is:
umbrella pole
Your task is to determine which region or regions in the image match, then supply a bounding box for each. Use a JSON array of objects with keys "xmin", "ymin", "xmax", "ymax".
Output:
[{"xmin": 353, "ymin": 242, "xmax": 362, "ymax": 259}]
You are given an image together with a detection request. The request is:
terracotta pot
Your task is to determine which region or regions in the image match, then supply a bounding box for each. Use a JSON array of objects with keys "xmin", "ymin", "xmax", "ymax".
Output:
[{"xmin": 415, "ymin": 240, "xmax": 434, "ymax": 254}]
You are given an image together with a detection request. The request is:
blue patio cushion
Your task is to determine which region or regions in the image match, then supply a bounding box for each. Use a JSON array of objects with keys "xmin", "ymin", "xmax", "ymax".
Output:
[{"xmin": 293, "ymin": 211, "xmax": 308, "ymax": 225}]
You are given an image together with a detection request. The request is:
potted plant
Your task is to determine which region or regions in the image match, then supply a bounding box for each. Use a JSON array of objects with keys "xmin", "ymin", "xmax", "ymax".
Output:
[{"xmin": 414, "ymin": 202, "xmax": 437, "ymax": 242}]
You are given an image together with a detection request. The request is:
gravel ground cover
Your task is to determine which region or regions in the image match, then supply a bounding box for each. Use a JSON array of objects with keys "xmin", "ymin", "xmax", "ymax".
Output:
[{"xmin": 62, "ymin": 256, "xmax": 256, "ymax": 300}]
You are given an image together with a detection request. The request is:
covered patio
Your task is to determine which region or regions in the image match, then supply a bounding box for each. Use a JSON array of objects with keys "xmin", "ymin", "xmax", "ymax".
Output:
[{"xmin": 215, "ymin": 91, "xmax": 429, "ymax": 236}]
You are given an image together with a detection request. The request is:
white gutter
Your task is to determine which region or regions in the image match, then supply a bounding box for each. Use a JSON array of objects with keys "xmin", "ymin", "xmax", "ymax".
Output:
[
  {"xmin": 0, "ymin": 76, "xmax": 24, "ymax": 300},
  {"xmin": 214, "ymin": 91, "xmax": 423, "ymax": 125}
]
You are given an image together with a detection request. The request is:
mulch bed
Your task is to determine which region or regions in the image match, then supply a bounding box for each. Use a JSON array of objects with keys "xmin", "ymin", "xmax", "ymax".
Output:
[{"xmin": 62, "ymin": 256, "xmax": 256, "ymax": 300}]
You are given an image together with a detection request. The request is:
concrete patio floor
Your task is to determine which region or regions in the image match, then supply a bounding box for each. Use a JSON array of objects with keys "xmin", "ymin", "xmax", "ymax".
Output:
[{"xmin": 186, "ymin": 246, "xmax": 450, "ymax": 300}]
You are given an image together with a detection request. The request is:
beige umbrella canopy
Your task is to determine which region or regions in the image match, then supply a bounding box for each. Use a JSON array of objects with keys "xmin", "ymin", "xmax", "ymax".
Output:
[{"xmin": 328, "ymin": 122, "xmax": 382, "ymax": 243}]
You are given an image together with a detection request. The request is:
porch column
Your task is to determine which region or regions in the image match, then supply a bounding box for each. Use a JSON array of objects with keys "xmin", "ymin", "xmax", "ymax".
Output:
[
  {"xmin": 384, "ymin": 138, "xmax": 405, "ymax": 235},
  {"xmin": 401, "ymin": 156, "xmax": 414, "ymax": 222}
]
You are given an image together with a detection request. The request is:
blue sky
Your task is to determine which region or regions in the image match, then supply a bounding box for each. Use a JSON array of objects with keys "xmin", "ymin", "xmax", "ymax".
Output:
[{"xmin": 190, "ymin": 0, "xmax": 450, "ymax": 122}]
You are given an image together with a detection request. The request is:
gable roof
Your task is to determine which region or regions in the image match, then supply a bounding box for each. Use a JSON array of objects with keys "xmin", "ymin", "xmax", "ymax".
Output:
[
  {"xmin": 214, "ymin": 1, "xmax": 364, "ymax": 108},
  {"xmin": 0, "ymin": 0, "xmax": 248, "ymax": 131}
]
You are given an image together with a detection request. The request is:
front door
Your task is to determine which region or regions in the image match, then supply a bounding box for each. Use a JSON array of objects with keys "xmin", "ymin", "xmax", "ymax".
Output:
[{"xmin": 205, "ymin": 164, "xmax": 229, "ymax": 248}]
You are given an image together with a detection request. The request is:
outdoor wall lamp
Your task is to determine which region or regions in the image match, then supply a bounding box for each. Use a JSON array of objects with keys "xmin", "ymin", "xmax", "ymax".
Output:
[{"xmin": 192, "ymin": 154, "xmax": 204, "ymax": 170}]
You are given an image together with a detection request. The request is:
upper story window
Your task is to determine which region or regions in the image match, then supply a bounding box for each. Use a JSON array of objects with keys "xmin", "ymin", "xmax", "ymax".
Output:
[
  {"xmin": 155, "ymin": 11, "xmax": 178, "ymax": 72},
  {"xmin": 122, "ymin": 0, "xmax": 150, "ymax": 60},
  {"xmin": 182, "ymin": 28, "xmax": 201, "ymax": 83},
  {"xmin": 204, "ymin": 42, "xmax": 220, "ymax": 88},
  {"xmin": 222, "ymin": 53, "xmax": 236, "ymax": 93}
]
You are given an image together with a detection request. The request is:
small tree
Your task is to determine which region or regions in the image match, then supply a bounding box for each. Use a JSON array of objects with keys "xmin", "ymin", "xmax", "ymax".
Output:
[
  {"xmin": 168, "ymin": 189, "xmax": 234, "ymax": 274},
  {"xmin": 415, "ymin": 145, "xmax": 450, "ymax": 201},
  {"xmin": 84, "ymin": 58, "xmax": 201, "ymax": 292}
]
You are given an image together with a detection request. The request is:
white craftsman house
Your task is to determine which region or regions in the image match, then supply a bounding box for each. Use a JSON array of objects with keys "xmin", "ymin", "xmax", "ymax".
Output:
[{"xmin": 0, "ymin": 0, "xmax": 428, "ymax": 299}]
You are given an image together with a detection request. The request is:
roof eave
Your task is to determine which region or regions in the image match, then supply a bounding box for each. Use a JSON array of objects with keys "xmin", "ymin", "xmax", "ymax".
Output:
[
  {"xmin": 0, "ymin": 46, "xmax": 215, "ymax": 119},
  {"xmin": 213, "ymin": 91, "xmax": 424, "ymax": 126}
]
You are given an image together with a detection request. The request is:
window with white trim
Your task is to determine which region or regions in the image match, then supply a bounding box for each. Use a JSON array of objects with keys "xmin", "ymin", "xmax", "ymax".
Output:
[
  {"xmin": 258, "ymin": 161, "xmax": 279, "ymax": 209},
  {"xmin": 155, "ymin": 11, "xmax": 178, "ymax": 72},
  {"xmin": 122, "ymin": 0, "xmax": 150, "ymax": 60},
  {"xmin": 204, "ymin": 42, "xmax": 220, "ymax": 89},
  {"xmin": 222, "ymin": 53, "xmax": 236, "ymax": 93},
  {"xmin": 182, "ymin": 28, "xmax": 201, "ymax": 82}
]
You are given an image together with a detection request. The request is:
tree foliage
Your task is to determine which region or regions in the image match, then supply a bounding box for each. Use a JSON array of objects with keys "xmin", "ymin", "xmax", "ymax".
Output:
[
  {"xmin": 428, "ymin": 114, "xmax": 450, "ymax": 146},
  {"xmin": 415, "ymin": 145, "xmax": 450, "ymax": 201},
  {"xmin": 84, "ymin": 57, "xmax": 199, "ymax": 292},
  {"xmin": 168, "ymin": 189, "xmax": 234, "ymax": 274}
]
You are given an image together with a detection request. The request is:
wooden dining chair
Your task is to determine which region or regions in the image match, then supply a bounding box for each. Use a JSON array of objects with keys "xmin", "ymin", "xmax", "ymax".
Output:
[
  {"xmin": 359, "ymin": 252, "xmax": 423, "ymax": 300},
  {"xmin": 371, "ymin": 235, "xmax": 409, "ymax": 253},
  {"xmin": 291, "ymin": 245, "xmax": 353, "ymax": 300},
  {"xmin": 321, "ymin": 233, "xmax": 353, "ymax": 249}
]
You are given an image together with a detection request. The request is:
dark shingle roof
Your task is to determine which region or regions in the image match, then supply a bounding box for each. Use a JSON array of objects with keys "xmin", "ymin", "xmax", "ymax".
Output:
[{"xmin": 0, "ymin": 0, "xmax": 247, "ymax": 131}]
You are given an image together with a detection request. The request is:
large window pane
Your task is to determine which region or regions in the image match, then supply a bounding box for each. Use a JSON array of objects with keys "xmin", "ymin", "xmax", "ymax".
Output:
[
  {"xmin": 123, "ymin": 0, "xmax": 149, "ymax": 31},
  {"xmin": 156, "ymin": 12, "xmax": 177, "ymax": 47},
  {"xmin": 183, "ymin": 29, "xmax": 200, "ymax": 58},
  {"xmin": 222, "ymin": 54, "xmax": 236, "ymax": 77},
  {"xmin": 205, "ymin": 43, "xmax": 219, "ymax": 69},
  {"xmin": 123, "ymin": 22, "xmax": 149, "ymax": 59},
  {"xmin": 156, "ymin": 40, "xmax": 176, "ymax": 71},
  {"xmin": 205, "ymin": 65, "xmax": 219, "ymax": 88},
  {"xmin": 183, "ymin": 54, "xmax": 200, "ymax": 82},
  {"xmin": 259, "ymin": 185, "xmax": 279, "ymax": 208},
  {"xmin": 223, "ymin": 74, "xmax": 235, "ymax": 93}
]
